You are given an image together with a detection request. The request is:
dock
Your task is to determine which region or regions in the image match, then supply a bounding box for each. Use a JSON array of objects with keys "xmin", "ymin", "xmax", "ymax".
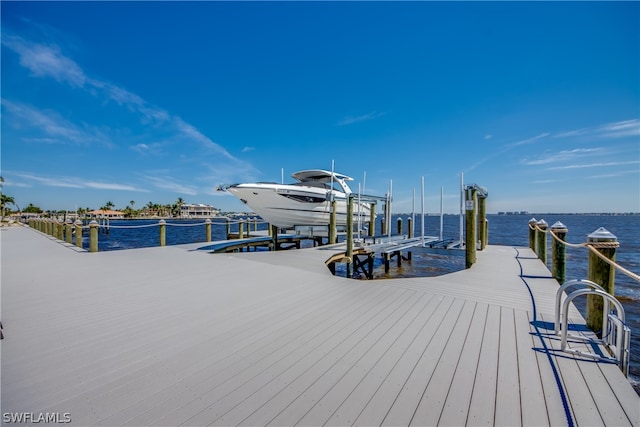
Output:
[{"xmin": 1, "ymin": 225, "xmax": 638, "ymax": 426}]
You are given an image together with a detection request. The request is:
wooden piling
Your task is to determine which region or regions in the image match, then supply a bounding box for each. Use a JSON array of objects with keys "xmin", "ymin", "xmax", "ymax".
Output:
[
  {"xmin": 159, "ymin": 219, "xmax": 166, "ymax": 247},
  {"xmin": 205, "ymin": 219, "xmax": 211, "ymax": 242},
  {"xmin": 57, "ymin": 221, "xmax": 64, "ymax": 240},
  {"xmin": 535, "ymin": 219, "xmax": 548, "ymax": 264},
  {"xmin": 65, "ymin": 220, "xmax": 73, "ymax": 244},
  {"xmin": 369, "ymin": 202, "xmax": 376, "ymax": 237},
  {"xmin": 75, "ymin": 220, "xmax": 83, "ymax": 249},
  {"xmin": 528, "ymin": 218, "xmax": 538, "ymax": 250},
  {"xmin": 329, "ymin": 200, "xmax": 337, "ymax": 244},
  {"xmin": 346, "ymin": 195, "xmax": 354, "ymax": 278},
  {"xmin": 396, "ymin": 217, "xmax": 402, "ymax": 235},
  {"xmin": 89, "ymin": 220, "xmax": 99, "ymax": 253},
  {"xmin": 465, "ymin": 186, "xmax": 477, "ymax": 268},
  {"xmin": 586, "ymin": 227, "xmax": 619, "ymax": 335},
  {"xmin": 238, "ymin": 220, "xmax": 245, "ymax": 239},
  {"xmin": 478, "ymin": 195, "xmax": 487, "ymax": 250},
  {"xmin": 407, "ymin": 217, "xmax": 413, "ymax": 261},
  {"xmin": 226, "ymin": 218, "xmax": 231, "ymax": 239},
  {"xmin": 271, "ymin": 224, "xmax": 278, "ymax": 251},
  {"xmin": 550, "ymin": 221, "xmax": 568, "ymax": 284}
]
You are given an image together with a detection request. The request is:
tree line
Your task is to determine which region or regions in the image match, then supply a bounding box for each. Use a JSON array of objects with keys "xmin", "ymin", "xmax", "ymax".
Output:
[{"xmin": 0, "ymin": 187, "xmax": 195, "ymax": 219}]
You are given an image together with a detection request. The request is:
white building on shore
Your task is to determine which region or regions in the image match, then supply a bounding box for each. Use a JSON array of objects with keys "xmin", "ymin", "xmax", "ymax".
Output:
[{"xmin": 179, "ymin": 203, "xmax": 221, "ymax": 218}]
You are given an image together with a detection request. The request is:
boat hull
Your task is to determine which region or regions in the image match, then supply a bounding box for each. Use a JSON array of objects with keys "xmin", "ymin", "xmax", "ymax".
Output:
[{"xmin": 227, "ymin": 183, "xmax": 371, "ymax": 229}]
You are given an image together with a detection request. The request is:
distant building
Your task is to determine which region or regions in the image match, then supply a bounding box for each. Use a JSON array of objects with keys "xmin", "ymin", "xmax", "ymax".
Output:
[
  {"xmin": 180, "ymin": 203, "xmax": 221, "ymax": 218},
  {"xmin": 87, "ymin": 209, "xmax": 125, "ymax": 219}
]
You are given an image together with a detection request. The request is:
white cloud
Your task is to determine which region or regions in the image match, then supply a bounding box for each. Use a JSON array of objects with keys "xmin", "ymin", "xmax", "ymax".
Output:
[
  {"xmin": 587, "ymin": 170, "xmax": 640, "ymax": 179},
  {"xmin": 596, "ymin": 119, "xmax": 640, "ymax": 138},
  {"xmin": 2, "ymin": 99, "xmax": 113, "ymax": 147},
  {"xmin": 337, "ymin": 111, "xmax": 386, "ymax": 126},
  {"xmin": 547, "ymin": 160, "xmax": 640, "ymax": 170},
  {"xmin": 142, "ymin": 175, "xmax": 198, "ymax": 196},
  {"xmin": 522, "ymin": 148, "xmax": 604, "ymax": 166},
  {"xmin": 242, "ymin": 146, "xmax": 255, "ymax": 153},
  {"xmin": 554, "ymin": 119, "xmax": 640, "ymax": 139},
  {"xmin": 3, "ymin": 33, "xmax": 249, "ymax": 171},
  {"xmin": 508, "ymin": 133, "xmax": 550, "ymax": 147},
  {"xmin": 2, "ymin": 35, "xmax": 87, "ymax": 87},
  {"xmin": 13, "ymin": 172, "xmax": 147, "ymax": 191}
]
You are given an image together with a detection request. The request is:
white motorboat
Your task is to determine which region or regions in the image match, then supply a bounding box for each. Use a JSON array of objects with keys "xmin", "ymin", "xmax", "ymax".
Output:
[{"xmin": 226, "ymin": 169, "xmax": 374, "ymax": 229}]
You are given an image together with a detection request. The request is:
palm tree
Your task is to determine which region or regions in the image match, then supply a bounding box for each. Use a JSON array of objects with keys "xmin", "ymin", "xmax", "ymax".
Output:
[
  {"xmin": 1, "ymin": 193, "xmax": 15, "ymax": 222},
  {"xmin": 173, "ymin": 197, "xmax": 185, "ymax": 217}
]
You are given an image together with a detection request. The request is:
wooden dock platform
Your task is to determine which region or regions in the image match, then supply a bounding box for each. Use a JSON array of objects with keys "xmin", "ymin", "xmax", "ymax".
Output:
[{"xmin": 1, "ymin": 226, "xmax": 638, "ymax": 426}]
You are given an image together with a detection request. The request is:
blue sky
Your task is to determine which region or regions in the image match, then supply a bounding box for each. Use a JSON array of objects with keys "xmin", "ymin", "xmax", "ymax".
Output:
[{"xmin": 2, "ymin": 1, "xmax": 638, "ymax": 214}]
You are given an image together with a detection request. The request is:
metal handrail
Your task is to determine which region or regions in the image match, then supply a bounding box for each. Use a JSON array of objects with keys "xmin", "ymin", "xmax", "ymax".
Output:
[
  {"xmin": 554, "ymin": 279, "xmax": 607, "ymax": 336},
  {"xmin": 559, "ymin": 287, "xmax": 630, "ymax": 376}
]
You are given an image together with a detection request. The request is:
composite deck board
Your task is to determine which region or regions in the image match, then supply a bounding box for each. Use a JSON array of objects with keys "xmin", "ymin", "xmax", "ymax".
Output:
[
  {"xmin": 513, "ymin": 309, "xmax": 550, "ymax": 426},
  {"xmin": 435, "ymin": 302, "xmax": 488, "ymax": 426},
  {"xmin": 409, "ymin": 300, "xmax": 479, "ymax": 426},
  {"xmin": 465, "ymin": 304, "xmax": 501, "ymax": 425},
  {"xmin": 352, "ymin": 297, "xmax": 456, "ymax": 427},
  {"xmin": 1, "ymin": 226, "xmax": 638, "ymax": 426},
  {"xmin": 319, "ymin": 295, "xmax": 447, "ymax": 427},
  {"xmin": 137, "ymin": 287, "xmax": 403, "ymax": 426},
  {"xmin": 494, "ymin": 307, "xmax": 522, "ymax": 426},
  {"xmin": 380, "ymin": 298, "xmax": 466, "ymax": 426}
]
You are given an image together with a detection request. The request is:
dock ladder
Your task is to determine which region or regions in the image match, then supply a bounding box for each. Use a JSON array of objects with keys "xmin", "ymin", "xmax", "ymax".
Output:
[{"xmin": 554, "ymin": 279, "xmax": 631, "ymax": 376}]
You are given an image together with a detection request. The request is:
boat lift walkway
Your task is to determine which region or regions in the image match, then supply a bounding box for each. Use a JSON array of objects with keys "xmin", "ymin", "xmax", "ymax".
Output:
[{"xmin": 1, "ymin": 226, "xmax": 638, "ymax": 426}]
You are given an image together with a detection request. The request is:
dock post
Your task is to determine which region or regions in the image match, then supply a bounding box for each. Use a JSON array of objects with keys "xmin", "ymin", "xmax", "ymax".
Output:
[
  {"xmin": 368, "ymin": 202, "xmax": 376, "ymax": 237},
  {"xmin": 528, "ymin": 218, "xmax": 537, "ymax": 250},
  {"xmin": 226, "ymin": 218, "xmax": 231, "ymax": 239},
  {"xmin": 381, "ymin": 218, "xmax": 386, "ymax": 236},
  {"xmin": 586, "ymin": 227, "xmax": 619, "ymax": 335},
  {"xmin": 397, "ymin": 217, "xmax": 403, "ymax": 235},
  {"xmin": 239, "ymin": 220, "xmax": 244, "ymax": 239},
  {"xmin": 550, "ymin": 221, "xmax": 568, "ymax": 284},
  {"xmin": 159, "ymin": 219, "xmax": 166, "ymax": 247},
  {"xmin": 329, "ymin": 200, "xmax": 337, "ymax": 244},
  {"xmin": 65, "ymin": 219, "xmax": 73, "ymax": 244},
  {"xmin": 57, "ymin": 220, "xmax": 64, "ymax": 240},
  {"xmin": 535, "ymin": 219, "xmax": 548, "ymax": 264},
  {"xmin": 346, "ymin": 195, "xmax": 354, "ymax": 278},
  {"xmin": 478, "ymin": 194, "xmax": 487, "ymax": 250},
  {"xmin": 75, "ymin": 220, "xmax": 83, "ymax": 249},
  {"xmin": 205, "ymin": 219, "xmax": 212, "ymax": 242},
  {"xmin": 271, "ymin": 224, "xmax": 278, "ymax": 251},
  {"xmin": 464, "ymin": 185, "xmax": 477, "ymax": 268},
  {"xmin": 89, "ymin": 220, "xmax": 99, "ymax": 253},
  {"xmin": 407, "ymin": 217, "xmax": 413, "ymax": 261}
]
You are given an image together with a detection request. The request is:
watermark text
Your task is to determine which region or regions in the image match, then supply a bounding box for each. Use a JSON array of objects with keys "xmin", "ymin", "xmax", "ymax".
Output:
[{"xmin": 2, "ymin": 412, "xmax": 71, "ymax": 424}]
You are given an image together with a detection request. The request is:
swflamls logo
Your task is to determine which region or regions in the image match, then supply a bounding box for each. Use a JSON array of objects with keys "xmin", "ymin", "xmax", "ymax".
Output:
[{"xmin": 2, "ymin": 412, "xmax": 72, "ymax": 424}]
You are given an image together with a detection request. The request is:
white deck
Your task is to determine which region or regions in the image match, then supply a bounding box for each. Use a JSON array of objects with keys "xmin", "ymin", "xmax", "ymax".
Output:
[{"xmin": 1, "ymin": 226, "xmax": 638, "ymax": 426}]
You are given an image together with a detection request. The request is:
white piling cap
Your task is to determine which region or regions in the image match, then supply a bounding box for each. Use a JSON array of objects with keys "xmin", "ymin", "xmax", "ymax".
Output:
[
  {"xmin": 588, "ymin": 227, "xmax": 617, "ymax": 242},
  {"xmin": 550, "ymin": 221, "xmax": 568, "ymax": 231},
  {"xmin": 528, "ymin": 217, "xmax": 538, "ymax": 224}
]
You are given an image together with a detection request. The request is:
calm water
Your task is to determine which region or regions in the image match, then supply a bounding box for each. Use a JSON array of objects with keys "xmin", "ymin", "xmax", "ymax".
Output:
[{"xmin": 91, "ymin": 214, "xmax": 640, "ymax": 388}]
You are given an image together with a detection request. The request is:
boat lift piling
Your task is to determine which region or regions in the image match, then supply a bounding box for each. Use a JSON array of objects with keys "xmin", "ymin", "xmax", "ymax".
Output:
[{"xmin": 330, "ymin": 179, "xmax": 490, "ymax": 278}]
